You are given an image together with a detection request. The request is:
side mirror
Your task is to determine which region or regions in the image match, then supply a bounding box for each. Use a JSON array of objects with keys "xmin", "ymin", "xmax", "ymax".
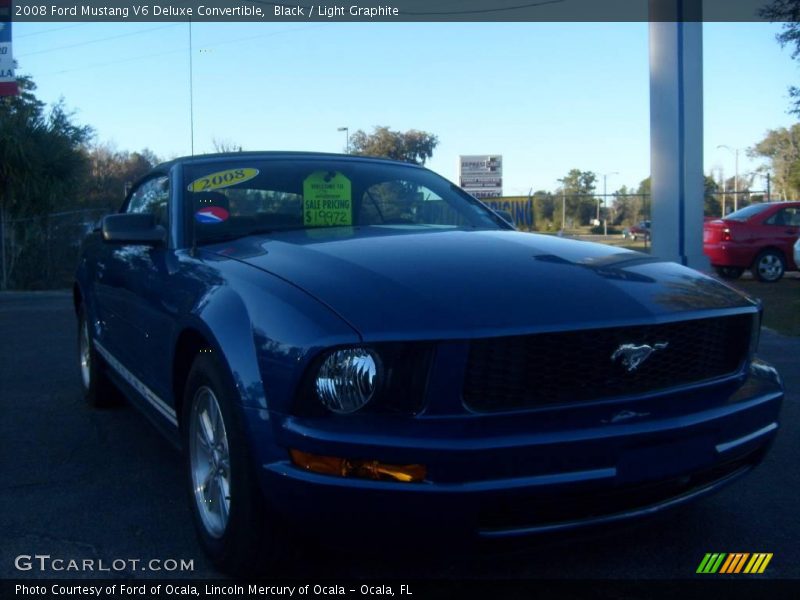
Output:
[
  {"xmin": 102, "ymin": 213, "xmax": 166, "ymax": 245},
  {"xmin": 494, "ymin": 209, "xmax": 515, "ymax": 228}
]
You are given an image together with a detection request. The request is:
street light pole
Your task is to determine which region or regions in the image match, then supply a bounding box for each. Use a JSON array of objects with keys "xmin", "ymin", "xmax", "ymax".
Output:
[
  {"xmin": 717, "ymin": 145, "xmax": 741, "ymax": 212},
  {"xmin": 527, "ymin": 187, "xmax": 533, "ymax": 232},
  {"xmin": 337, "ymin": 127, "xmax": 349, "ymax": 153},
  {"xmin": 735, "ymin": 149, "xmax": 739, "ymax": 210},
  {"xmin": 601, "ymin": 171, "xmax": 618, "ymax": 236}
]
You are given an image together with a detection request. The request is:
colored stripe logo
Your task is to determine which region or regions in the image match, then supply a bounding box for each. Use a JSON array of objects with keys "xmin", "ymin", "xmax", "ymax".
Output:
[
  {"xmin": 697, "ymin": 553, "xmax": 772, "ymax": 574},
  {"xmin": 195, "ymin": 206, "xmax": 229, "ymax": 224}
]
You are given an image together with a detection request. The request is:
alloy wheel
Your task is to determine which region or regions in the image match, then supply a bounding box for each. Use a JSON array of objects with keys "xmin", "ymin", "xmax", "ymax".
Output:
[
  {"xmin": 79, "ymin": 317, "xmax": 91, "ymax": 390},
  {"xmin": 189, "ymin": 386, "xmax": 231, "ymax": 539},
  {"xmin": 756, "ymin": 253, "xmax": 783, "ymax": 282}
]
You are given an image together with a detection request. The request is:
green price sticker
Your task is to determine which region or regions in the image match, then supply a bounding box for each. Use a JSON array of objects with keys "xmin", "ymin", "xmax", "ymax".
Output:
[{"xmin": 303, "ymin": 171, "xmax": 352, "ymax": 227}]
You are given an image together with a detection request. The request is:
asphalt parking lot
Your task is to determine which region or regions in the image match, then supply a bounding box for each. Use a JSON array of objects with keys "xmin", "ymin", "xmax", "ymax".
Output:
[{"xmin": 0, "ymin": 291, "xmax": 798, "ymax": 581}]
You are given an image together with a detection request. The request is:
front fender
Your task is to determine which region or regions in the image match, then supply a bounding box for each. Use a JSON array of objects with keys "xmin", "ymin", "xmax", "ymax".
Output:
[{"xmin": 184, "ymin": 257, "xmax": 361, "ymax": 412}]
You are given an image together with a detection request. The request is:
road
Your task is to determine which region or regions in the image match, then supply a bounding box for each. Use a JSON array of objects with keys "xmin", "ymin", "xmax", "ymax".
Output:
[{"xmin": 1, "ymin": 291, "xmax": 797, "ymax": 581}]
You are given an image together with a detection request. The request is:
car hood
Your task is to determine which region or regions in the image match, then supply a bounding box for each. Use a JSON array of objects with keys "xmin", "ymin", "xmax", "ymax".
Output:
[{"xmin": 208, "ymin": 227, "xmax": 753, "ymax": 340}]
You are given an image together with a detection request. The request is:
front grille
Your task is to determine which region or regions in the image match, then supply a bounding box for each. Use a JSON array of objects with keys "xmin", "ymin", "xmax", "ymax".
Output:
[
  {"xmin": 463, "ymin": 314, "xmax": 752, "ymax": 412},
  {"xmin": 478, "ymin": 448, "xmax": 763, "ymax": 532}
]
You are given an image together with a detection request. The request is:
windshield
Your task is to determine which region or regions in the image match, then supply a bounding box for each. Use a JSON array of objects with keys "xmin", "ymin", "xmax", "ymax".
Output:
[
  {"xmin": 183, "ymin": 158, "xmax": 504, "ymax": 245},
  {"xmin": 724, "ymin": 203, "xmax": 772, "ymax": 222}
]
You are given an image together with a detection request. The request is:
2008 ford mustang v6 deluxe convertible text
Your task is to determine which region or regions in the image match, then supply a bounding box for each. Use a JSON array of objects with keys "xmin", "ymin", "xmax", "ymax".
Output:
[{"xmin": 74, "ymin": 152, "xmax": 783, "ymax": 574}]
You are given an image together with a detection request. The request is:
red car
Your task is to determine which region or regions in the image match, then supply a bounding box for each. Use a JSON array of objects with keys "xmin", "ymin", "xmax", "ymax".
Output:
[
  {"xmin": 623, "ymin": 220, "xmax": 651, "ymax": 241},
  {"xmin": 703, "ymin": 201, "xmax": 800, "ymax": 282}
]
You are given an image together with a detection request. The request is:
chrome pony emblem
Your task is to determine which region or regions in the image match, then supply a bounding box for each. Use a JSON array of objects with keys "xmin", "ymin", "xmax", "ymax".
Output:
[{"xmin": 611, "ymin": 342, "xmax": 669, "ymax": 372}]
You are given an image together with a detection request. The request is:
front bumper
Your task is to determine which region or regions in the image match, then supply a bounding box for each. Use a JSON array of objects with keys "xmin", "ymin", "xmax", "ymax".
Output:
[{"xmin": 250, "ymin": 360, "xmax": 782, "ymax": 540}]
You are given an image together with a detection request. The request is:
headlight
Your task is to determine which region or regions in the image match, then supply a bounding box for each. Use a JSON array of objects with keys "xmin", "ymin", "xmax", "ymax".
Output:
[{"xmin": 315, "ymin": 348, "xmax": 381, "ymax": 414}]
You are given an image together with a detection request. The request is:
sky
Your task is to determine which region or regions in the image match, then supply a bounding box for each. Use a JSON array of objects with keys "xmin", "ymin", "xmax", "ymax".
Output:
[{"xmin": 9, "ymin": 20, "xmax": 799, "ymax": 196}]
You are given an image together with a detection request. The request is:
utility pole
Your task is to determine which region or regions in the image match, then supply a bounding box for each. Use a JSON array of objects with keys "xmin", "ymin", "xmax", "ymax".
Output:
[
  {"xmin": 561, "ymin": 188, "xmax": 566, "ymax": 232},
  {"xmin": 717, "ymin": 145, "xmax": 740, "ymax": 212},
  {"xmin": 595, "ymin": 194, "xmax": 601, "ymax": 223},
  {"xmin": 602, "ymin": 172, "xmax": 618, "ymax": 236},
  {"xmin": 734, "ymin": 148, "xmax": 739, "ymax": 211},
  {"xmin": 766, "ymin": 173, "xmax": 771, "ymax": 202},
  {"xmin": 527, "ymin": 187, "xmax": 533, "ymax": 232},
  {"xmin": 337, "ymin": 127, "xmax": 349, "ymax": 153}
]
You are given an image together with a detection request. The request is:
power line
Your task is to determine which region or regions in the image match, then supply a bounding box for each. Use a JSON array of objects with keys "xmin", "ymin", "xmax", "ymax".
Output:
[
  {"xmin": 36, "ymin": 47, "xmax": 187, "ymax": 76},
  {"xmin": 15, "ymin": 24, "xmax": 89, "ymax": 39},
  {"xmin": 33, "ymin": 25, "xmax": 324, "ymax": 77},
  {"xmin": 400, "ymin": 0, "xmax": 565, "ymax": 16},
  {"xmin": 196, "ymin": 24, "xmax": 323, "ymax": 50},
  {"xmin": 16, "ymin": 24, "xmax": 182, "ymax": 58}
]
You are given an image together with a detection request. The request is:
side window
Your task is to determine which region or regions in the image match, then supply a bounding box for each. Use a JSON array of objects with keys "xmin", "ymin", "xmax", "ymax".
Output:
[
  {"xmin": 783, "ymin": 207, "xmax": 800, "ymax": 226},
  {"xmin": 127, "ymin": 176, "xmax": 170, "ymax": 228},
  {"xmin": 764, "ymin": 207, "xmax": 800, "ymax": 227}
]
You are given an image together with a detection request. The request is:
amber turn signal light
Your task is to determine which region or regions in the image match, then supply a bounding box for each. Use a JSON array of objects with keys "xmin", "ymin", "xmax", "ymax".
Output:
[{"xmin": 289, "ymin": 449, "xmax": 426, "ymax": 483}]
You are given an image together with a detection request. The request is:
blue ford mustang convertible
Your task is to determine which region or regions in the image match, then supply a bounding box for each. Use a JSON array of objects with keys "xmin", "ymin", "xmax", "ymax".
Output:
[{"xmin": 74, "ymin": 152, "xmax": 783, "ymax": 574}]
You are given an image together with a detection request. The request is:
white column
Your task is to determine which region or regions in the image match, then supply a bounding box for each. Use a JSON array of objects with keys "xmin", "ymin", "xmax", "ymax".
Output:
[{"xmin": 649, "ymin": 1, "xmax": 708, "ymax": 270}]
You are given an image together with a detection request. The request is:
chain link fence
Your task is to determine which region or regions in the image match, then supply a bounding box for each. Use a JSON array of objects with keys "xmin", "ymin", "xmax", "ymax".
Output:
[{"xmin": 0, "ymin": 208, "xmax": 109, "ymax": 291}]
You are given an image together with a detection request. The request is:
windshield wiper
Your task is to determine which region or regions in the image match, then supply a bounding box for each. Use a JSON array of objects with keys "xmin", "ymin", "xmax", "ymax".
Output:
[
  {"xmin": 197, "ymin": 228, "xmax": 277, "ymax": 246},
  {"xmin": 197, "ymin": 226, "xmax": 319, "ymax": 246}
]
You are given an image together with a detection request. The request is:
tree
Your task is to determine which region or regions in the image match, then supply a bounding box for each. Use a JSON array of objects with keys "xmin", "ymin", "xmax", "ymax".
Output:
[
  {"xmin": 557, "ymin": 169, "xmax": 597, "ymax": 226},
  {"xmin": 1, "ymin": 76, "xmax": 93, "ymax": 288},
  {"xmin": 611, "ymin": 185, "xmax": 635, "ymax": 225},
  {"xmin": 636, "ymin": 176, "xmax": 651, "ymax": 197},
  {"xmin": 559, "ymin": 169, "xmax": 597, "ymax": 196},
  {"xmin": 761, "ymin": 0, "xmax": 800, "ymax": 115},
  {"xmin": 750, "ymin": 124, "xmax": 800, "ymax": 200},
  {"xmin": 349, "ymin": 126, "xmax": 438, "ymax": 165},
  {"xmin": 1, "ymin": 78, "xmax": 92, "ymax": 218},
  {"xmin": 633, "ymin": 177, "xmax": 651, "ymax": 223},
  {"xmin": 607, "ymin": 178, "xmax": 647, "ymax": 227},
  {"xmin": 531, "ymin": 190, "xmax": 555, "ymax": 230},
  {"xmin": 212, "ymin": 137, "xmax": 242, "ymax": 153},
  {"xmin": 704, "ymin": 175, "xmax": 722, "ymax": 216},
  {"xmin": 80, "ymin": 144, "xmax": 160, "ymax": 210}
]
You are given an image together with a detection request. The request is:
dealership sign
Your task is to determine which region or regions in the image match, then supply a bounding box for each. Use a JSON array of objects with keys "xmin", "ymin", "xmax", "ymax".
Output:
[
  {"xmin": 459, "ymin": 155, "xmax": 502, "ymax": 199},
  {"xmin": 0, "ymin": 0, "xmax": 17, "ymax": 96},
  {"xmin": 482, "ymin": 197, "xmax": 533, "ymax": 229}
]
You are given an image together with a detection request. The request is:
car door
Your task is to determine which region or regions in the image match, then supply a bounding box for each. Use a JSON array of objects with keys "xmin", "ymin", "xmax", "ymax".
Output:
[
  {"xmin": 91, "ymin": 182, "xmax": 160, "ymax": 361},
  {"xmin": 762, "ymin": 206, "xmax": 800, "ymax": 269},
  {"xmin": 103, "ymin": 175, "xmax": 176, "ymax": 404}
]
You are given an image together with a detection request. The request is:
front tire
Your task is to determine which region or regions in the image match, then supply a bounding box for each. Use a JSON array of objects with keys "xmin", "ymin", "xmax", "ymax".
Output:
[
  {"xmin": 77, "ymin": 305, "xmax": 117, "ymax": 407},
  {"xmin": 753, "ymin": 250, "xmax": 785, "ymax": 283},
  {"xmin": 183, "ymin": 351, "xmax": 284, "ymax": 576}
]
